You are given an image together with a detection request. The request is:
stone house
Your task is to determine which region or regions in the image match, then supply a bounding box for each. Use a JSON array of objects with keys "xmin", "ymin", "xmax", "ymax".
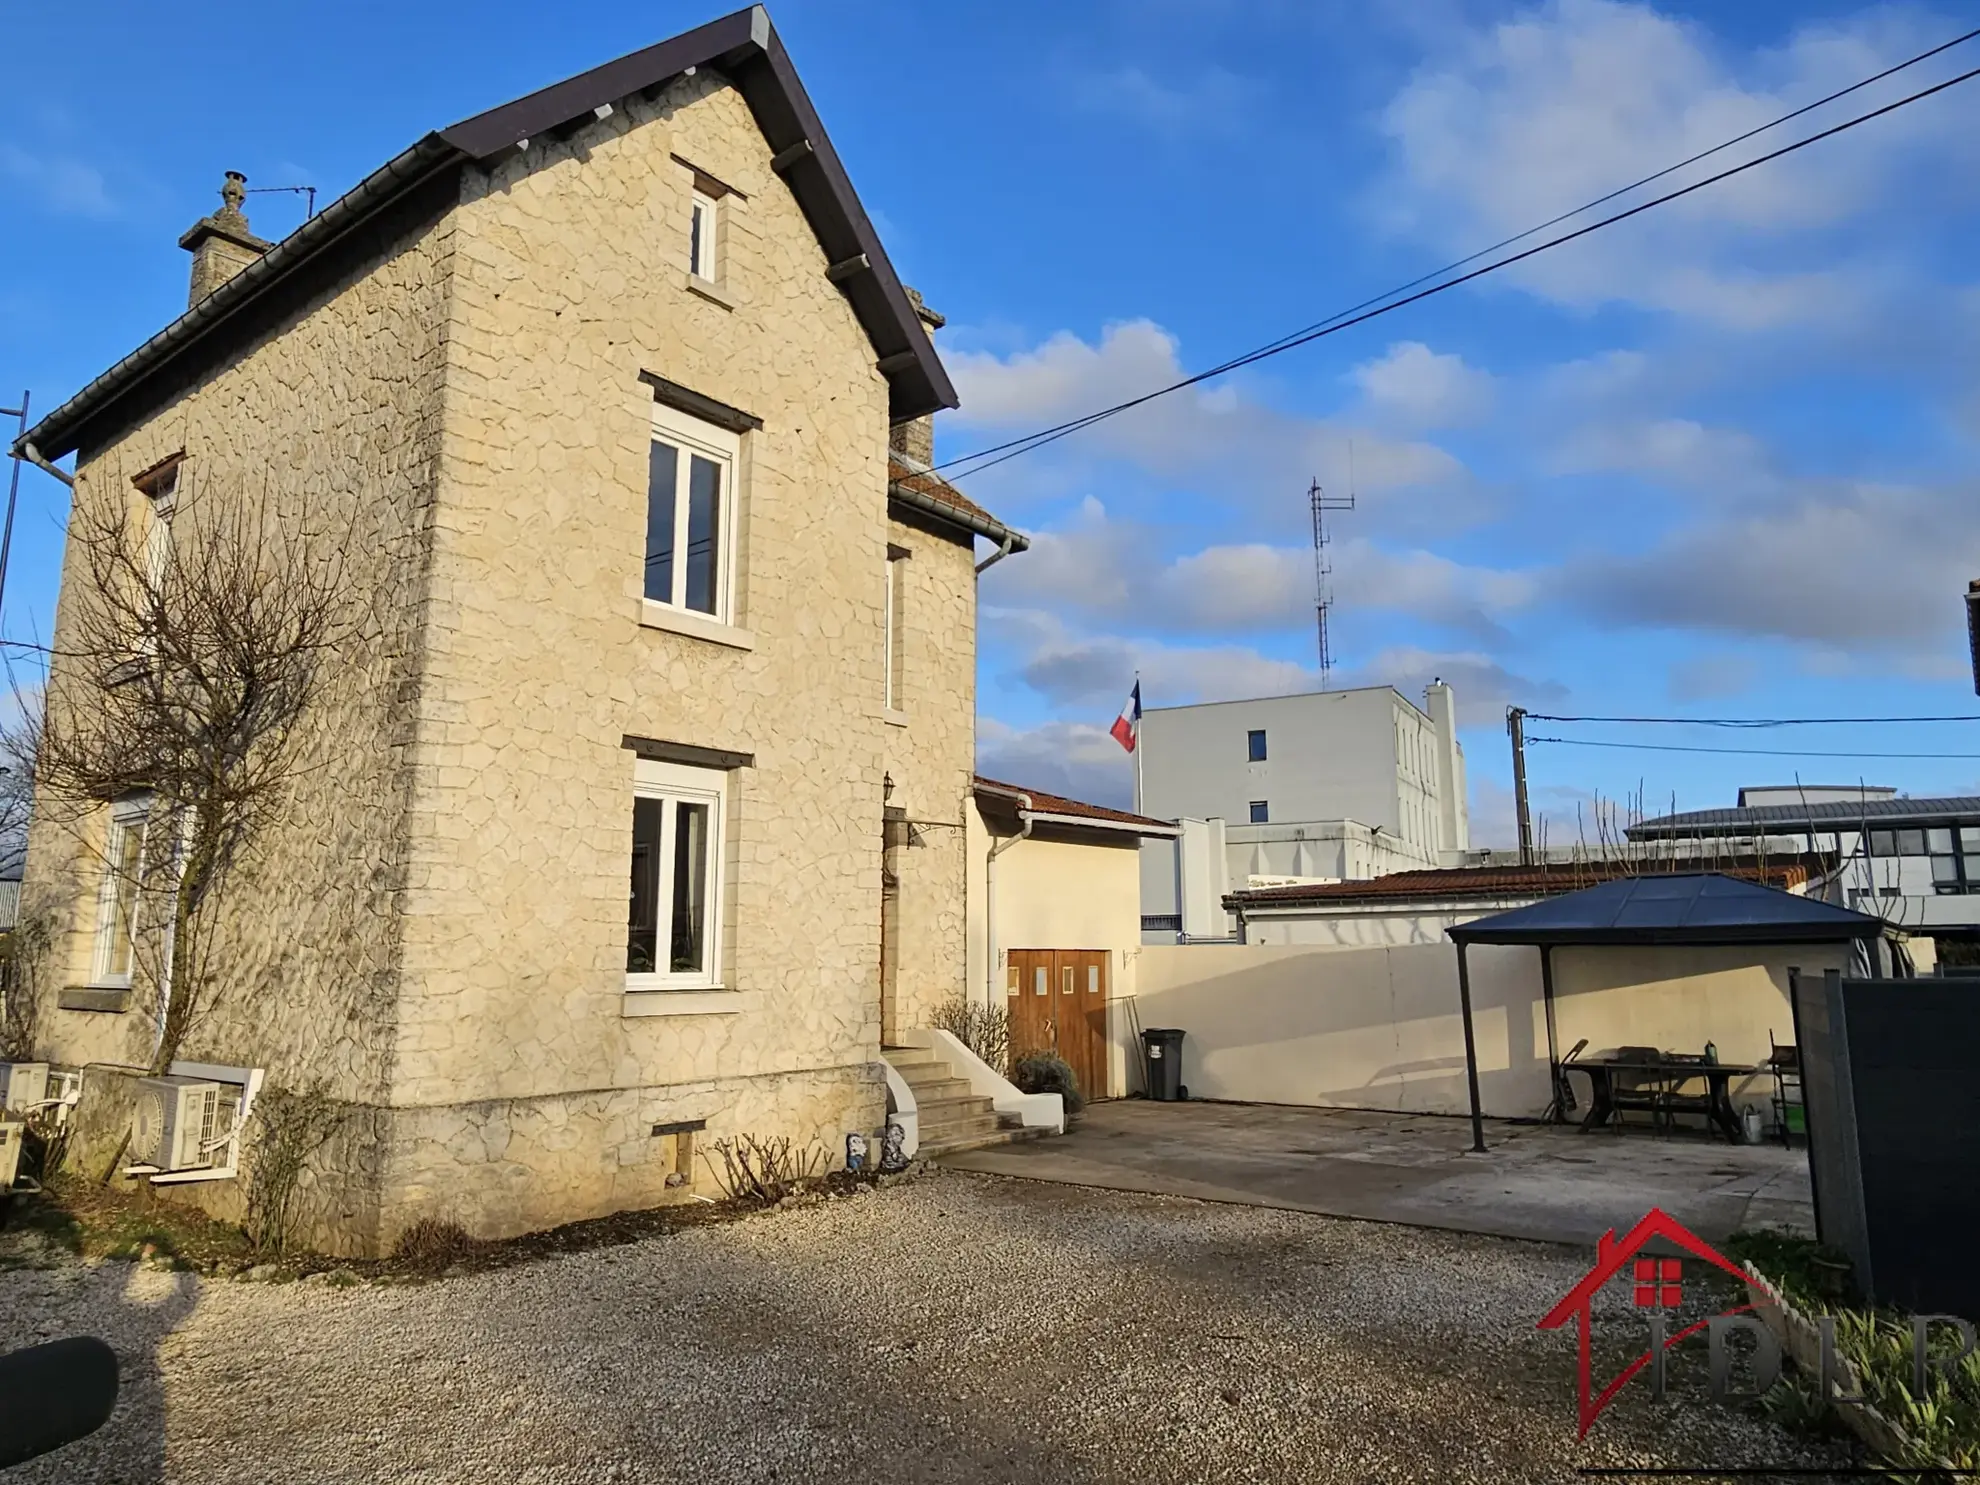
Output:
[{"xmin": 11, "ymin": 6, "xmax": 1027, "ymax": 1254}]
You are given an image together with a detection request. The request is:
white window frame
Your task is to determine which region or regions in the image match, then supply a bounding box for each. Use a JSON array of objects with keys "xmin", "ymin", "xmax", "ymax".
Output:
[
  {"xmin": 883, "ymin": 550, "xmax": 907, "ymax": 714},
  {"xmin": 689, "ymin": 189, "xmax": 718, "ymax": 281},
  {"xmin": 626, "ymin": 758, "xmax": 727, "ymax": 993},
  {"xmin": 645, "ymin": 402, "xmax": 740, "ymax": 624},
  {"xmin": 91, "ymin": 796, "xmax": 151, "ymax": 987}
]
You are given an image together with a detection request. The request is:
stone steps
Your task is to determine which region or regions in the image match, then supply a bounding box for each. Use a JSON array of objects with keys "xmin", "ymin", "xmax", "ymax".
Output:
[{"xmin": 883, "ymin": 1043, "xmax": 1045, "ymax": 1158}]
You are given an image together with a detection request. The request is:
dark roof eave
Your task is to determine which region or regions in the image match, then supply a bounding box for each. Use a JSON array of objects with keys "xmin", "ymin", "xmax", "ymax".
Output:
[
  {"xmin": 17, "ymin": 5, "xmax": 955, "ymax": 461},
  {"xmin": 1448, "ymin": 923, "xmax": 1883, "ymax": 947},
  {"xmin": 889, "ymin": 480, "xmax": 1029, "ymax": 551}
]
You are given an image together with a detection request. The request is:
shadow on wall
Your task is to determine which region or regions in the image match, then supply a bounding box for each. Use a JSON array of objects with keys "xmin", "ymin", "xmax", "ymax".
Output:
[
  {"xmin": 1134, "ymin": 942, "xmax": 1550, "ymax": 1118},
  {"xmin": 1132, "ymin": 941, "xmax": 1833, "ymax": 1120}
]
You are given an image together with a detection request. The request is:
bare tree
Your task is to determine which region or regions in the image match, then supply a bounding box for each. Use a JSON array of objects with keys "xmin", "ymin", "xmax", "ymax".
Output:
[{"xmin": 24, "ymin": 470, "xmax": 356, "ymax": 1073}]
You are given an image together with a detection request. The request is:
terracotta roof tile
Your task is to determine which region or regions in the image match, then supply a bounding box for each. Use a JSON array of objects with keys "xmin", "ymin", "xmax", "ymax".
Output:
[
  {"xmin": 887, "ymin": 453, "xmax": 1026, "ymax": 547},
  {"xmin": 973, "ymin": 776, "xmax": 1178, "ymax": 833}
]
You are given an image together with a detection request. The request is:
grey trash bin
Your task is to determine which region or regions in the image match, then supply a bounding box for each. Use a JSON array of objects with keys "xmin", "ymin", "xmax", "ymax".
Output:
[{"xmin": 1141, "ymin": 1028, "xmax": 1186, "ymax": 1101}]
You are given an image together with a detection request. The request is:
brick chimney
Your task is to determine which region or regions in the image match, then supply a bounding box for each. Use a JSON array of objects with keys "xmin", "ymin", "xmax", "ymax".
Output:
[
  {"xmin": 179, "ymin": 171, "xmax": 273, "ymax": 306},
  {"xmin": 888, "ymin": 287, "xmax": 946, "ymax": 466}
]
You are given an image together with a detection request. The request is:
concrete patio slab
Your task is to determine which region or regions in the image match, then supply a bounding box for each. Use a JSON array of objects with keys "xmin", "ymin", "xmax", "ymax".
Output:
[{"xmin": 941, "ymin": 1100, "xmax": 1812, "ymax": 1249}]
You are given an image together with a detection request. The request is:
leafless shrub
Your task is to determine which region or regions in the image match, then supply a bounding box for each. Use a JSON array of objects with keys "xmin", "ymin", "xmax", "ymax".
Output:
[
  {"xmin": 931, "ymin": 996, "xmax": 1010, "ymax": 1071},
  {"xmin": 0, "ymin": 909, "xmax": 48, "ymax": 1062},
  {"xmin": 21, "ymin": 472, "xmax": 361, "ymax": 1073},
  {"xmin": 243, "ymin": 1081, "xmax": 346, "ymax": 1256},
  {"xmin": 391, "ymin": 1218, "xmax": 480, "ymax": 1268},
  {"xmin": 700, "ymin": 1134, "xmax": 824, "ymax": 1206}
]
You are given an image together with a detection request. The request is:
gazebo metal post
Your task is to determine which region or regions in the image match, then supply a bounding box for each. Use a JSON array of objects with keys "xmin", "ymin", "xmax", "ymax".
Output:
[
  {"xmin": 1540, "ymin": 944, "xmax": 1562, "ymax": 1119},
  {"xmin": 1456, "ymin": 940, "xmax": 1487, "ymax": 1152}
]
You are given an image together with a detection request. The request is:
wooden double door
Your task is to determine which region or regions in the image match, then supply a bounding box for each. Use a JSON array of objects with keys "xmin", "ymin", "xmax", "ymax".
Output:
[{"xmin": 1006, "ymin": 949, "xmax": 1111, "ymax": 1103}]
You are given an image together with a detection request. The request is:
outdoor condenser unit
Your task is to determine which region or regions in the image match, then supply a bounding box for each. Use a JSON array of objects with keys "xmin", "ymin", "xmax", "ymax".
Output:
[
  {"xmin": 0, "ymin": 1120, "xmax": 24, "ymax": 1190},
  {"xmin": 0, "ymin": 1062, "xmax": 48, "ymax": 1113},
  {"xmin": 129, "ymin": 1077, "xmax": 221, "ymax": 1172}
]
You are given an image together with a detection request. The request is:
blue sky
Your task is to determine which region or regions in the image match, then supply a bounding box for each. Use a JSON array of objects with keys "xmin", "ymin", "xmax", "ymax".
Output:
[{"xmin": 4, "ymin": 1, "xmax": 1979, "ymax": 842}]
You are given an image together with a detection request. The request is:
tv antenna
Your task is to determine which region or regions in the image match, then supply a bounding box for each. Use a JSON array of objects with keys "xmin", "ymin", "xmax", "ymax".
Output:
[
  {"xmin": 1310, "ymin": 472, "xmax": 1354, "ymax": 691},
  {"xmin": 246, "ymin": 184, "xmax": 318, "ymax": 219}
]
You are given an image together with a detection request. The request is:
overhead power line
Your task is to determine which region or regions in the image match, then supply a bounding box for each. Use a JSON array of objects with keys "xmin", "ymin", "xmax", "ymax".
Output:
[
  {"xmin": 1525, "ymin": 713, "xmax": 1980, "ymax": 728},
  {"xmin": 934, "ymin": 28, "xmax": 1980, "ymax": 484},
  {"xmin": 1528, "ymin": 736, "xmax": 1980, "ymax": 761}
]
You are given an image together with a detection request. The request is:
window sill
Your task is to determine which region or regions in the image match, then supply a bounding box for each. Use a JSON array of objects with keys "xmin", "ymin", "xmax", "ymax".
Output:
[
  {"xmin": 639, "ymin": 600, "xmax": 755, "ymax": 651},
  {"xmin": 883, "ymin": 708, "xmax": 908, "ymax": 728},
  {"xmin": 683, "ymin": 273, "xmax": 735, "ymax": 310},
  {"xmin": 59, "ymin": 985, "xmax": 132, "ymax": 1013},
  {"xmin": 622, "ymin": 989, "xmax": 746, "ymax": 1018}
]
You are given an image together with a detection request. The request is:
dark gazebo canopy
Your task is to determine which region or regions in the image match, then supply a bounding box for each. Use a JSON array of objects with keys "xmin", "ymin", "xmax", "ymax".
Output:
[
  {"xmin": 1444, "ymin": 873, "xmax": 1886, "ymax": 1153},
  {"xmin": 1449, "ymin": 872, "xmax": 1885, "ymax": 948}
]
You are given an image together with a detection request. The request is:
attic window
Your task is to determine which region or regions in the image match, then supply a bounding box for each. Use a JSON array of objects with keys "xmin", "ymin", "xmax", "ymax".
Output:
[
  {"xmin": 132, "ymin": 453, "xmax": 184, "ymax": 511},
  {"xmin": 689, "ymin": 190, "xmax": 717, "ymax": 280}
]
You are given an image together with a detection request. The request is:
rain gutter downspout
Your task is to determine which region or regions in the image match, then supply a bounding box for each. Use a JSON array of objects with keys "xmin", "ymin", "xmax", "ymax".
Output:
[
  {"xmin": 20, "ymin": 444, "xmax": 72, "ymax": 487},
  {"xmin": 978, "ymin": 782, "xmax": 1033, "ymax": 1008},
  {"xmin": 974, "ymin": 531, "xmax": 1016, "ymax": 575}
]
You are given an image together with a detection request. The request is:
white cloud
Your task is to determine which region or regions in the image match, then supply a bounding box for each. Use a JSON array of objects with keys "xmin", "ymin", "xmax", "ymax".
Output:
[
  {"xmin": 1071, "ymin": 65, "xmax": 1255, "ymax": 136},
  {"xmin": 1374, "ymin": 0, "xmax": 1975, "ymax": 326},
  {"xmin": 983, "ymin": 499, "xmax": 1536, "ymax": 638},
  {"xmin": 976, "ymin": 717, "xmax": 1135, "ymax": 810},
  {"xmin": 1561, "ymin": 478, "xmax": 1980, "ymax": 651},
  {"xmin": 1351, "ymin": 341, "xmax": 1495, "ymax": 428},
  {"xmin": 0, "ymin": 143, "xmax": 113, "ymax": 217},
  {"xmin": 990, "ymin": 608, "xmax": 1313, "ymax": 711},
  {"xmin": 946, "ymin": 320, "xmax": 1474, "ymax": 531},
  {"xmin": 1333, "ymin": 645, "xmax": 1566, "ymax": 725}
]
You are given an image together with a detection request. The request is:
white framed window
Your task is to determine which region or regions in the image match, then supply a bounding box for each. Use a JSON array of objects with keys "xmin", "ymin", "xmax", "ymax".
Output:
[
  {"xmin": 91, "ymin": 797, "xmax": 151, "ymax": 987},
  {"xmin": 644, "ymin": 403, "xmax": 739, "ymax": 621},
  {"xmin": 883, "ymin": 549, "xmax": 906, "ymax": 713},
  {"xmin": 626, "ymin": 759, "xmax": 726, "ymax": 991},
  {"xmin": 689, "ymin": 189, "xmax": 717, "ymax": 280}
]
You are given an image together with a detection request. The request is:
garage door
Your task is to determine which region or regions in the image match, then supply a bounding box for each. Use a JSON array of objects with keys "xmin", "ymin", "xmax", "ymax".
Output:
[{"xmin": 1006, "ymin": 949, "xmax": 1110, "ymax": 1103}]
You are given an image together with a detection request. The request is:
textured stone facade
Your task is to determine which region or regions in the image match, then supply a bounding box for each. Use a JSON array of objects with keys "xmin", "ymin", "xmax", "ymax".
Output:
[
  {"xmin": 20, "ymin": 68, "xmax": 985, "ymax": 1254},
  {"xmin": 882, "ymin": 512, "xmax": 977, "ymax": 1034}
]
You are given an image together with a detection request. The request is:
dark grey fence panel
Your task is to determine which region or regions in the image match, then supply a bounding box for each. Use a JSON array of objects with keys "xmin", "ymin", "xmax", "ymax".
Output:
[{"xmin": 1794, "ymin": 970, "xmax": 1980, "ymax": 1316}]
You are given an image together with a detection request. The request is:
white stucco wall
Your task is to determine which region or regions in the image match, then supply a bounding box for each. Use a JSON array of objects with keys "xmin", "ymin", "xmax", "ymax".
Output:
[
  {"xmin": 964, "ymin": 805, "xmax": 1148, "ymax": 1097},
  {"xmin": 1132, "ymin": 939, "xmax": 1854, "ymax": 1120}
]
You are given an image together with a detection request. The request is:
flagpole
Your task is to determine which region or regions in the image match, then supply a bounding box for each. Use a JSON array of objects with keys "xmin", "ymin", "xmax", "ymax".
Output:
[{"xmin": 1133, "ymin": 672, "xmax": 1144, "ymax": 815}]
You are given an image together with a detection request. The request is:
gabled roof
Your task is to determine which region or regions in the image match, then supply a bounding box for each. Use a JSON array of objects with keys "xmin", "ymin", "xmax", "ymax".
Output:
[
  {"xmin": 888, "ymin": 452, "xmax": 1027, "ymax": 551},
  {"xmin": 16, "ymin": 5, "xmax": 955, "ymax": 463},
  {"xmin": 1448, "ymin": 872, "xmax": 1884, "ymax": 946},
  {"xmin": 974, "ymin": 776, "xmax": 1180, "ymax": 837},
  {"xmin": 1630, "ymin": 794, "xmax": 1980, "ymax": 839}
]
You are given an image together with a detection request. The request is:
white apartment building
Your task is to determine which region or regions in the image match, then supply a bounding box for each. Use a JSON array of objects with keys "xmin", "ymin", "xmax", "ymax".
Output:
[
  {"xmin": 1139, "ymin": 682, "xmax": 1469, "ymax": 939},
  {"xmin": 1627, "ymin": 788, "xmax": 1980, "ymax": 943}
]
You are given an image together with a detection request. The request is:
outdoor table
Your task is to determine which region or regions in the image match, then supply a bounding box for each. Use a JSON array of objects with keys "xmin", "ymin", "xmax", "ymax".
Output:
[{"xmin": 1568, "ymin": 1057, "xmax": 1761, "ymax": 1141}]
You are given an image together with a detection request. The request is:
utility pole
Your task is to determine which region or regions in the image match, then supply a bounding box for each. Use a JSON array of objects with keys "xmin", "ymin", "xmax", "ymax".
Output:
[
  {"xmin": 1966, "ymin": 579, "xmax": 1980, "ymax": 695},
  {"xmin": 1309, "ymin": 477, "xmax": 1354, "ymax": 691},
  {"xmin": 1508, "ymin": 705, "xmax": 1533, "ymax": 866},
  {"xmin": 0, "ymin": 390, "xmax": 27, "ymax": 622}
]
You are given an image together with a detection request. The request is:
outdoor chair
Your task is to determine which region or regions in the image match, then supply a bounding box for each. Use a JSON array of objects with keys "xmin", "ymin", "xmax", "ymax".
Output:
[
  {"xmin": 1605, "ymin": 1046, "xmax": 1673, "ymax": 1131},
  {"xmin": 1655, "ymin": 1053, "xmax": 1718, "ymax": 1135},
  {"xmin": 1546, "ymin": 1039, "xmax": 1590, "ymax": 1123},
  {"xmin": 1768, "ymin": 1033, "xmax": 1803, "ymax": 1145}
]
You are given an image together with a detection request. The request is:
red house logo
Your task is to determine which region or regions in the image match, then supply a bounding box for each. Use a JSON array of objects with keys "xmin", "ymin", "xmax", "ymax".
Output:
[{"xmin": 1537, "ymin": 1209, "xmax": 1758, "ymax": 1437}]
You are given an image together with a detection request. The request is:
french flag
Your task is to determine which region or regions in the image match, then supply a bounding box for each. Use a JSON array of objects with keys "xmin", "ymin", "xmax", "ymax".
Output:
[{"xmin": 1109, "ymin": 680, "xmax": 1141, "ymax": 754}]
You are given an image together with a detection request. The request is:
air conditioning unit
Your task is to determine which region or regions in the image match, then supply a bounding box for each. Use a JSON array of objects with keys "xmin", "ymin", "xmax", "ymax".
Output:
[
  {"xmin": 130, "ymin": 1077, "xmax": 221, "ymax": 1172},
  {"xmin": 0, "ymin": 1120, "xmax": 23, "ymax": 1189},
  {"xmin": 0, "ymin": 1062, "xmax": 48, "ymax": 1113}
]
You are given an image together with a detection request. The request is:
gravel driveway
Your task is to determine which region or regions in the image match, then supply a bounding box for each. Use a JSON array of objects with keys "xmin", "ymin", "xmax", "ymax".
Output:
[{"xmin": 2, "ymin": 1169, "xmax": 1855, "ymax": 1483}]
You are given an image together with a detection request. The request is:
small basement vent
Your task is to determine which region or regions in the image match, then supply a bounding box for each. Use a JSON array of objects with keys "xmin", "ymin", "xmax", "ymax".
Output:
[{"xmin": 130, "ymin": 1077, "xmax": 221, "ymax": 1171}]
